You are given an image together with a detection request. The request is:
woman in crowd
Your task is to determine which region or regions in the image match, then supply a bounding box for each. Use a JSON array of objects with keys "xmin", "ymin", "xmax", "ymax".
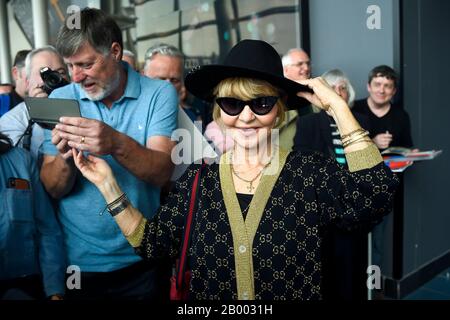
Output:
[
  {"xmin": 294, "ymin": 68, "xmax": 370, "ymax": 164},
  {"xmin": 71, "ymin": 40, "xmax": 398, "ymax": 300}
]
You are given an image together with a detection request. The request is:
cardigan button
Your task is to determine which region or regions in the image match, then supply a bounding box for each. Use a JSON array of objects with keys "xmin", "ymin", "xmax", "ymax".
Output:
[
  {"xmin": 239, "ymin": 245, "xmax": 247, "ymax": 253},
  {"xmin": 242, "ymin": 291, "xmax": 249, "ymax": 299}
]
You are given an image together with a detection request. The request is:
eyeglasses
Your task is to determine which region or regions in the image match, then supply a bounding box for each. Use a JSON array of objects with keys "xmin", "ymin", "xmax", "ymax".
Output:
[
  {"xmin": 215, "ymin": 96, "xmax": 279, "ymax": 116},
  {"xmin": 158, "ymin": 77, "xmax": 181, "ymax": 85},
  {"xmin": 288, "ymin": 61, "xmax": 311, "ymax": 68}
]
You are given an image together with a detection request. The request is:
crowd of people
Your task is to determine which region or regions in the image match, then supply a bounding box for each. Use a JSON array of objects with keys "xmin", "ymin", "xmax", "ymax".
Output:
[{"xmin": 1, "ymin": 7, "xmax": 415, "ymax": 301}]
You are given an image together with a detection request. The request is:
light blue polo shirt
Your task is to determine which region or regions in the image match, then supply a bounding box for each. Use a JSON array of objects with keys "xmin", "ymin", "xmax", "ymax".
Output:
[{"xmin": 41, "ymin": 63, "xmax": 178, "ymax": 272}]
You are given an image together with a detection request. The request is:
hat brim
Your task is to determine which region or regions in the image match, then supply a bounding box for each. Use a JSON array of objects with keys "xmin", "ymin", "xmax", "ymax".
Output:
[{"xmin": 185, "ymin": 65, "xmax": 312, "ymax": 110}]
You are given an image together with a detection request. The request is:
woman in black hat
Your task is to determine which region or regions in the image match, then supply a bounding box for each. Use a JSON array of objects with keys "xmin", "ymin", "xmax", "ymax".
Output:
[{"xmin": 71, "ymin": 40, "xmax": 398, "ymax": 300}]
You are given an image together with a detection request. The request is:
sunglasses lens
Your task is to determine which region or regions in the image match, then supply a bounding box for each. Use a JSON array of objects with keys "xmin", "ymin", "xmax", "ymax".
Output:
[
  {"xmin": 216, "ymin": 96, "xmax": 278, "ymax": 116},
  {"xmin": 216, "ymin": 98, "xmax": 243, "ymax": 116},
  {"xmin": 250, "ymin": 96, "xmax": 278, "ymax": 115}
]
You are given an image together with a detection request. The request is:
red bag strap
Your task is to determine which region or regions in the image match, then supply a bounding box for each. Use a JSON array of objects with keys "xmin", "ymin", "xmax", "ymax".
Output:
[{"xmin": 176, "ymin": 162, "xmax": 205, "ymax": 289}]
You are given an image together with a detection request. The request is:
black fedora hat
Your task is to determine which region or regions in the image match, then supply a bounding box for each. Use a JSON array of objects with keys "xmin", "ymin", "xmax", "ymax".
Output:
[{"xmin": 185, "ymin": 39, "xmax": 312, "ymax": 109}]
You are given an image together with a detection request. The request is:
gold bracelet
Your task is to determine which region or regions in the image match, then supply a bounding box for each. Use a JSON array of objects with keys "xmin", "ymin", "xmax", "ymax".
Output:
[
  {"xmin": 342, "ymin": 131, "xmax": 369, "ymax": 146},
  {"xmin": 342, "ymin": 130, "xmax": 369, "ymax": 145},
  {"xmin": 343, "ymin": 136, "xmax": 371, "ymax": 147},
  {"xmin": 343, "ymin": 137, "xmax": 373, "ymax": 149},
  {"xmin": 341, "ymin": 128, "xmax": 365, "ymax": 139}
]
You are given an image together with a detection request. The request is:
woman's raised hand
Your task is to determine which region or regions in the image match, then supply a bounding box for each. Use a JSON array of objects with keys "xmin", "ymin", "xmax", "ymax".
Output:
[
  {"xmin": 296, "ymin": 77, "xmax": 347, "ymax": 111},
  {"xmin": 72, "ymin": 148, "xmax": 114, "ymax": 188}
]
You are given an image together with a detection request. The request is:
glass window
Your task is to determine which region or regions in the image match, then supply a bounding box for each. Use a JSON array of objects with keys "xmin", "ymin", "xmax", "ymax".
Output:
[{"xmin": 135, "ymin": 0, "xmax": 303, "ymax": 67}]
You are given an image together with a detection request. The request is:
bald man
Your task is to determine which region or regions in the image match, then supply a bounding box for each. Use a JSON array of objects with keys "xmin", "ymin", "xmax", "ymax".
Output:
[
  {"xmin": 278, "ymin": 48, "xmax": 313, "ymax": 150},
  {"xmin": 282, "ymin": 48, "xmax": 311, "ymax": 81}
]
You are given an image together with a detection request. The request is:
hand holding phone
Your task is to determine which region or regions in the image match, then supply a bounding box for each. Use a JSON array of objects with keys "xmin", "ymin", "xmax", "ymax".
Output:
[
  {"xmin": 56, "ymin": 117, "xmax": 118, "ymax": 156},
  {"xmin": 51, "ymin": 128, "xmax": 74, "ymax": 160},
  {"xmin": 25, "ymin": 97, "xmax": 81, "ymax": 129}
]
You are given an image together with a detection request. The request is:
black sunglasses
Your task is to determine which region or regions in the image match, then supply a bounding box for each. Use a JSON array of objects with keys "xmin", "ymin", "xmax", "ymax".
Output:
[{"xmin": 215, "ymin": 96, "xmax": 279, "ymax": 116}]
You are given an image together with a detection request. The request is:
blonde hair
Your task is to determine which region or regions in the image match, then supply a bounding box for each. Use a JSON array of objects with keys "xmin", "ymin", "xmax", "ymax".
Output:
[{"xmin": 212, "ymin": 77, "xmax": 286, "ymax": 127}]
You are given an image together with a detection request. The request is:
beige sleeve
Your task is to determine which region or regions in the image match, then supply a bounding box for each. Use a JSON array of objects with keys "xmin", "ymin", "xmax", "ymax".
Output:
[
  {"xmin": 345, "ymin": 143, "xmax": 383, "ymax": 172},
  {"xmin": 125, "ymin": 217, "xmax": 147, "ymax": 248}
]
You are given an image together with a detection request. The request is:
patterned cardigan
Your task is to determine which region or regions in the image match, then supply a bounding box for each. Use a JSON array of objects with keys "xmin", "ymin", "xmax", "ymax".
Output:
[{"xmin": 130, "ymin": 144, "xmax": 398, "ymax": 300}]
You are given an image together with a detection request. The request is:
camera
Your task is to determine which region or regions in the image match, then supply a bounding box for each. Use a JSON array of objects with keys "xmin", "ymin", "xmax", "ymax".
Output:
[{"xmin": 40, "ymin": 67, "xmax": 69, "ymax": 94}]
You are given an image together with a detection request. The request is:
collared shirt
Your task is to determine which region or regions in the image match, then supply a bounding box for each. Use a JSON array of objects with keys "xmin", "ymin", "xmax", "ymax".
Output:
[
  {"xmin": 41, "ymin": 62, "xmax": 178, "ymax": 272},
  {"xmin": 0, "ymin": 148, "xmax": 65, "ymax": 296}
]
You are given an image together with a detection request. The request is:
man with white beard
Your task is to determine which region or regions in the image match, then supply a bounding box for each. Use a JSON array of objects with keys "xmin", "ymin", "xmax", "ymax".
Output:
[{"xmin": 39, "ymin": 8, "xmax": 178, "ymax": 300}]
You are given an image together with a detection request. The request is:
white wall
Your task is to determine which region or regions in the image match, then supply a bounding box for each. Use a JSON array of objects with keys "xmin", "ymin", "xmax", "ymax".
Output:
[{"xmin": 7, "ymin": 2, "xmax": 32, "ymax": 57}]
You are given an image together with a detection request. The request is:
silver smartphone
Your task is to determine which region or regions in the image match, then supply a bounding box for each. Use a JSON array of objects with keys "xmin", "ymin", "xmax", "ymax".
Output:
[{"xmin": 25, "ymin": 97, "xmax": 81, "ymax": 129}]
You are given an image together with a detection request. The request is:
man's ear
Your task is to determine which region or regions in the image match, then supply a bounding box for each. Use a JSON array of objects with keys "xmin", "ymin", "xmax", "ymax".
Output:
[
  {"xmin": 11, "ymin": 66, "xmax": 19, "ymax": 81},
  {"xmin": 110, "ymin": 42, "xmax": 123, "ymax": 61}
]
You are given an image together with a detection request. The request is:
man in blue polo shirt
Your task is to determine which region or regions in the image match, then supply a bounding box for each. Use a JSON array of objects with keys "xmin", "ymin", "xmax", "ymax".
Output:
[{"xmin": 40, "ymin": 8, "xmax": 178, "ymax": 300}]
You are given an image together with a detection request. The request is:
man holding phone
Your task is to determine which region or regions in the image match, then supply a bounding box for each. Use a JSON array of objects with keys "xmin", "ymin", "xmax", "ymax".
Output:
[
  {"xmin": 39, "ymin": 8, "xmax": 178, "ymax": 300},
  {"xmin": 0, "ymin": 46, "xmax": 69, "ymax": 161}
]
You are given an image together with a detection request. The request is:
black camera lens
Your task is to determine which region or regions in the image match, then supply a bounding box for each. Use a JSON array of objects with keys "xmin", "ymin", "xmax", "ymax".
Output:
[
  {"xmin": 44, "ymin": 73, "xmax": 60, "ymax": 86},
  {"xmin": 40, "ymin": 67, "xmax": 69, "ymax": 94}
]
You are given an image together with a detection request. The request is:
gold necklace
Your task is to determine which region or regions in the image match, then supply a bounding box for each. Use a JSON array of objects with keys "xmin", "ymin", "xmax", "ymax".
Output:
[
  {"xmin": 230, "ymin": 151, "xmax": 272, "ymax": 193},
  {"xmin": 231, "ymin": 165, "xmax": 264, "ymax": 192}
]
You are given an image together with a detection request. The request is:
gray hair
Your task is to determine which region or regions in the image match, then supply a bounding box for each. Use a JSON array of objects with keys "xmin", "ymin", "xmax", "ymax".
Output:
[
  {"xmin": 321, "ymin": 69, "xmax": 356, "ymax": 107},
  {"xmin": 123, "ymin": 49, "xmax": 135, "ymax": 58},
  {"xmin": 281, "ymin": 48, "xmax": 307, "ymax": 67},
  {"xmin": 143, "ymin": 43, "xmax": 184, "ymax": 73},
  {"xmin": 25, "ymin": 45, "xmax": 67, "ymax": 79},
  {"xmin": 56, "ymin": 8, "xmax": 122, "ymax": 58}
]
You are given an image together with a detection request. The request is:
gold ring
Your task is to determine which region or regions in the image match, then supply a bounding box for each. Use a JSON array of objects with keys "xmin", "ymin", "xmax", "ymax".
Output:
[{"xmin": 80, "ymin": 136, "xmax": 85, "ymax": 144}]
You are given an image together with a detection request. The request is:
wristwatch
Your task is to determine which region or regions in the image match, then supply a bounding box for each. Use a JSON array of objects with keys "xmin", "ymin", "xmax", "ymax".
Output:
[{"xmin": 107, "ymin": 194, "xmax": 130, "ymax": 217}]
